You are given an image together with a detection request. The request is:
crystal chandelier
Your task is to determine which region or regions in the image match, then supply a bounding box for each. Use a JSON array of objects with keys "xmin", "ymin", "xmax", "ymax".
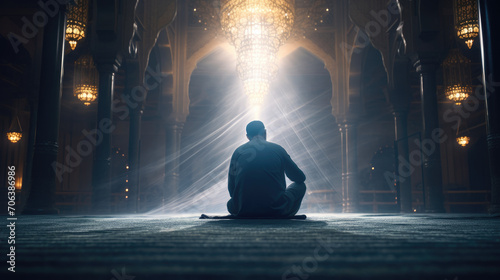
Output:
[
  {"xmin": 454, "ymin": 0, "xmax": 479, "ymax": 49},
  {"xmin": 442, "ymin": 49, "xmax": 472, "ymax": 105},
  {"xmin": 456, "ymin": 136, "xmax": 470, "ymax": 147},
  {"xmin": 7, "ymin": 116, "xmax": 22, "ymax": 143},
  {"xmin": 66, "ymin": 0, "xmax": 89, "ymax": 51},
  {"xmin": 221, "ymin": 0, "xmax": 295, "ymax": 106},
  {"xmin": 74, "ymin": 54, "xmax": 99, "ymax": 106}
]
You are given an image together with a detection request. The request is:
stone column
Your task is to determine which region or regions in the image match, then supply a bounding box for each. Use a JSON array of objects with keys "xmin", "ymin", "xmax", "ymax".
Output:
[
  {"xmin": 20, "ymin": 100, "xmax": 38, "ymax": 212},
  {"xmin": 478, "ymin": 0, "xmax": 500, "ymax": 215},
  {"xmin": 414, "ymin": 58, "xmax": 445, "ymax": 213},
  {"xmin": 393, "ymin": 110, "xmax": 412, "ymax": 213},
  {"xmin": 124, "ymin": 59, "xmax": 142, "ymax": 213},
  {"xmin": 91, "ymin": 58, "xmax": 121, "ymax": 213},
  {"xmin": 23, "ymin": 7, "xmax": 66, "ymax": 214},
  {"xmin": 338, "ymin": 122, "xmax": 358, "ymax": 213},
  {"xmin": 127, "ymin": 106, "xmax": 143, "ymax": 213},
  {"xmin": 164, "ymin": 122, "xmax": 184, "ymax": 204}
]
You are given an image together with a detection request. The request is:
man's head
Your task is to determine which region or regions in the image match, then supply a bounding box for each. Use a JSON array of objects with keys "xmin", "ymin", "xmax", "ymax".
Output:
[{"xmin": 246, "ymin": 120, "xmax": 266, "ymax": 140}]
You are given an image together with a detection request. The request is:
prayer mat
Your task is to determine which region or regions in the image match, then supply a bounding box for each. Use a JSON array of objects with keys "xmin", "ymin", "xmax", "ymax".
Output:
[{"xmin": 199, "ymin": 214, "xmax": 307, "ymax": 219}]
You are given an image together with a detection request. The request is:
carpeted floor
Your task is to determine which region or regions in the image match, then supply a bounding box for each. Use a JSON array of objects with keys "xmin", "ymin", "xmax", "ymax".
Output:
[{"xmin": 3, "ymin": 213, "xmax": 500, "ymax": 279}]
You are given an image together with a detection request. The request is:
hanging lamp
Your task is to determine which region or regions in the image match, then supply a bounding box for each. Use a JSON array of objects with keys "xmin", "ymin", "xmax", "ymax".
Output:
[
  {"xmin": 453, "ymin": 0, "xmax": 479, "ymax": 49},
  {"xmin": 65, "ymin": 0, "xmax": 89, "ymax": 51},
  {"xmin": 74, "ymin": 54, "xmax": 99, "ymax": 106},
  {"xmin": 7, "ymin": 116, "xmax": 22, "ymax": 143},
  {"xmin": 442, "ymin": 48, "xmax": 473, "ymax": 105}
]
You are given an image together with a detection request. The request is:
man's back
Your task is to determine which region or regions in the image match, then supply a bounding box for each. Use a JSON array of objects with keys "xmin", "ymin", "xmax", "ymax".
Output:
[{"xmin": 227, "ymin": 137, "xmax": 305, "ymax": 216}]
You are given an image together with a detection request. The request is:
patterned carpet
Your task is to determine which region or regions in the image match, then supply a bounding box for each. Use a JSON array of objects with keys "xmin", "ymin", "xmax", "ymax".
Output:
[{"xmin": 2, "ymin": 214, "xmax": 500, "ymax": 279}]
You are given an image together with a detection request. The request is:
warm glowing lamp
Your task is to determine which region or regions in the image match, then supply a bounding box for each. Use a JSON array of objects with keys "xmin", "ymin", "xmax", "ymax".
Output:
[
  {"xmin": 7, "ymin": 132, "xmax": 22, "ymax": 143},
  {"xmin": 454, "ymin": 0, "xmax": 479, "ymax": 49},
  {"xmin": 7, "ymin": 116, "xmax": 22, "ymax": 143},
  {"xmin": 221, "ymin": 0, "xmax": 295, "ymax": 107},
  {"xmin": 457, "ymin": 136, "xmax": 470, "ymax": 147},
  {"xmin": 442, "ymin": 49, "xmax": 472, "ymax": 105},
  {"xmin": 66, "ymin": 0, "xmax": 89, "ymax": 50},
  {"xmin": 74, "ymin": 54, "xmax": 99, "ymax": 106}
]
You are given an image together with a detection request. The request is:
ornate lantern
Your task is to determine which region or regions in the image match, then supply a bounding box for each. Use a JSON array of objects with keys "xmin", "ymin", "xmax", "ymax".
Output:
[
  {"xmin": 66, "ymin": 0, "xmax": 89, "ymax": 50},
  {"xmin": 6, "ymin": 116, "xmax": 22, "ymax": 143},
  {"xmin": 442, "ymin": 49, "xmax": 472, "ymax": 105},
  {"xmin": 456, "ymin": 136, "xmax": 470, "ymax": 147},
  {"xmin": 74, "ymin": 54, "xmax": 99, "ymax": 106},
  {"xmin": 220, "ymin": 0, "xmax": 295, "ymax": 107},
  {"xmin": 454, "ymin": 0, "xmax": 479, "ymax": 49}
]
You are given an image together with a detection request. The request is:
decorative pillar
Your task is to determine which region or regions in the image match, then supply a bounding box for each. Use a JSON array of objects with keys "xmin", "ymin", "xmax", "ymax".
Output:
[
  {"xmin": 91, "ymin": 58, "xmax": 121, "ymax": 213},
  {"xmin": 164, "ymin": 122, "xmax": 184, "ymax": 204},
  {"xmin": 127, "ymin": 105, "xmax": 143, "ymax": 213},
  {"xmin": 23, "ymin": 7, "xmax": 66, "ymax": 214},
  {"xmin": 387, "ymin": 59, "xmax": 413, "ymax": 213},
  {"xmin": 161, "ymin": 1, "xmax": 188, "ymax": 207},
  {"xmin": 414, "ymin": 58, "xmax": 445, "ymax": 213},
  {"xmin": 393, "ymin": 110, "xmax": 412, "ymax": 213},
  {"xmin": 478, "ymin": 0, "xmax": 500, "ymax": 215},
  {"xmin": 20, "ymin": 100, "xmax": 37, "ymax": 211},
  {"xmin": 338, "ymin": 122, "xmax": 358, "ymax": 213},
  {"xmin": 124, "ymin": 59, "xmax": 142, "ymax": 213}
]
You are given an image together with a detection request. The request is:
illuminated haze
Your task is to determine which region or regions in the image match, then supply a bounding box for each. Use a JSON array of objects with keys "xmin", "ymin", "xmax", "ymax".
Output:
[{"xmin": 145, "ymin": 47, "xmax": 342, "ymax": 214}]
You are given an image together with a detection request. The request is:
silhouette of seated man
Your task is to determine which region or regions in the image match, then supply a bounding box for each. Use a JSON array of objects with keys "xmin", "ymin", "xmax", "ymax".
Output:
[{"xmin": 227, "ymin": 121, "xmax": 306, "ymax": 217}]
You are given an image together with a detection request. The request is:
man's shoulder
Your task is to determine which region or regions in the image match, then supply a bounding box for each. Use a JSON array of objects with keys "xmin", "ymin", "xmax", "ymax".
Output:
[
  {"xmin": 261, "ymin": 141, "xmax": 289, "ymax": 156},
  {"xmin": 234, "ymin": 140, "xmax": 285, "ymax": 152},
  {"xmin": 234, "ymin": 141, "xmax": 251, "ymax": 151},
  {"xmin": 232, "ymin": 142, "xmax": 252, "ymax": 155},
  {"xmin": 265, "ymin": 141, "xmax": 285, "ymax": 150}
]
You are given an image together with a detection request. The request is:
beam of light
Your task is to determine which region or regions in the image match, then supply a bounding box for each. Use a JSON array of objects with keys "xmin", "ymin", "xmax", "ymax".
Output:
[
  {"xmin": 141, "ymin": 49, "xmax": 342, "ymax": 215},
  {"xmin": 269, "ymin": 87, "xmax": 341, "ymax": 195},
  {"xmin": 262, "ymin": 72, "xmax": 343, "ymax": 212},
  {"xmin": 117, "ymin": 42, "xmax": 337, "ymax": 214},
  {"xmin": 251, "ymin": 104, "xmax": 262, "ymax": 120},
  {"xmin": 221, "ymin": 0, "xmax": 295, "ymax": 113}
]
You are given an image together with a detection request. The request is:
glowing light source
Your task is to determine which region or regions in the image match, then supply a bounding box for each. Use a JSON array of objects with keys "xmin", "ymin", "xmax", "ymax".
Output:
[
  {"xmin": 7, "ymin": 132, "xmax": 22, "ymax": 143},
  {"xmin": 15, "ymin": 177, "xmax": 22, "ymax": 190},
  {"xmin": 454, "ymin": 0, "xmax": 479, "ymax": 49},
  {"xmin": 442, "ymin": 49, "xmax": 472, "ymax": 105},
  {"xmin": 7, "ymin": 116, "xmax": 22, "ymax": 143},
  {"xmin": 65, "ymin": 0, "xmax": 89, "ymax": 50},
  {"xmin": 457, "ymin": 136, "xmax": 470, "ymax": 147},
  {"xmin": 221, "ymin": 0, "xmax": 295, "ymax": 107},
  {"xmin": 74, "ymin": 54, "xmax": 98, "ymax": 106}
]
